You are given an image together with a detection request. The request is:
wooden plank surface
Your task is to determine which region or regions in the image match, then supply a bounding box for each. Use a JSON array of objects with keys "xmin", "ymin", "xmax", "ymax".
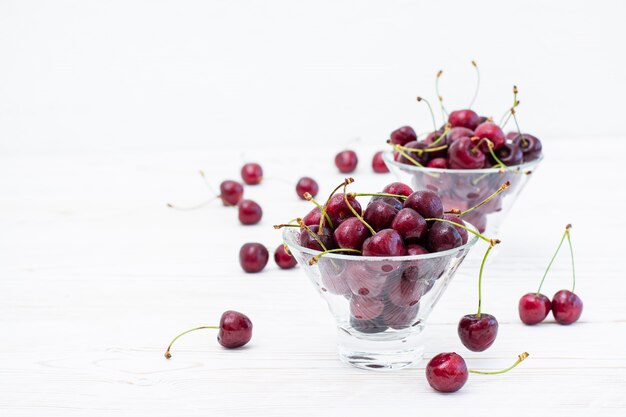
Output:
[{"xmin": 1, "ymin": 138, "xmax": 625, "ymax": 416}]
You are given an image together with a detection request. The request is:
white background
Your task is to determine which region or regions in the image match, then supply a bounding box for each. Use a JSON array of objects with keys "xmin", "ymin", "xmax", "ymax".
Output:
[{"xmin": 2, "ymin": 1, "xmax": 626, "ymax": 416}]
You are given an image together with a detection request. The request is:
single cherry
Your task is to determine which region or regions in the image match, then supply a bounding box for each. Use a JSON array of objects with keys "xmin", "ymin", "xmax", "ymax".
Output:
[
  {"xmin": 219, "ymin": 180, "xmax": 244, "ymax": 206},
  {"xmin": 493, "ymin": 142, "xmax": 523, "ymax": 166},
  {"xmin": 372, "ymin": 151, "xmax": 389, "ymax": 173},
  {"xmin": 427, "ymin": 157, "xmax": 448, "ymax": 169},
  {"xmin": 296, "ymin": 177, "xmax": 319, "ymax": 199},
  {"xmin": 241, "ymin": 163, "xmax": 263, "ymax": 185},
  {"xmin": 552, "ymin": 290, "xmax": 583, "ymax": 325},
  {"xmin": 164, "ymin": 310, "xmax": 252, "ymax": 358},
  {"xmin": 302, "ymin": 206, "xmax": 322, "ymax": 226},
  {"xmin": 513, "ymin": 133, "xmax": 543, "ymax": 161},
  {"xmin": 324, "ymin": 193, "xmax": 362, "ymax": 227},
  {"xmin": 404, "ymin": 190, "xmax": 444, "ymax": 219},
  {"xmin": 274, "ymin": 244, "xmax": 297, "ymax": 269},
  {"xmin": 238, "ymin": 199, "xmax": 262, "ymax": 225},
  {"xmin": 298, "ymin": 224, "xmax": 336, "ymax": 251},
  {"xmin": 382, "ymin": 182, "xmax": 413, "ymax": 197},
  {"xmin": 448, "ymin": 109, "xmax": 479, "ymax": 129},
  {"xmin": 335, "ymin": 150, "xmax": 358, "ymax": 173},
  {"xmin": 443, "ymin": 213, "xmax": 468, "ymax": 244},
  {"xmin": 474, "ymin": 122, "xmax": 505, "ymax": 151},
  {"xmin": 447, "ymin": 136, "xmax": 486, "ymax": 169},
  {"xmin": 446, "ymin": 127, "xmax": 474, "ymax": 143},
  {"xmin": 518, "ymin": 293, "xmax": 551, "ymax": 325},
  {"xmin": 363, "ymin": 200, "xmax": 399, "ymax": 232},
  {"xmin": 239, "ymin": 242, "xmax": 269, "ymax": 273},
  {"xmin": 391, "ymin": 208, "xmax": 428, "ymax": 242},
  {"xmin": 333, "ymin": 217, "xmax": 370, "ymax": 250},
  {"xmin": 362, "ymin": 229, "xmax": 407, "ymax": 256},
  {"xmin": 396, "ymin": 140, "xmax": 430, "ymax": 166},
  {"xmin": 390, "ymin": 126, "xmax": 417, "ymax": 146},
  {"xmin": 427, "ymin": 221, "xmax": 462, "ymax": 252}
]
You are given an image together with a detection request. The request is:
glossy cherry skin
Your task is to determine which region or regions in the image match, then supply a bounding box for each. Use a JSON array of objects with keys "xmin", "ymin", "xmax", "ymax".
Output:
[
  {"xmin": 302, "ymin": 206, "xmax": 322, "ymax": 226},
  {"xmin": 372, "ymin": 151, "xmax": 389, "ymax": 173},
  {"xmin": 474, "ymin": 122, "xmax": 505, "ymax": 151},
  {"xmin": 219, "ymin": 180, "xmax": 244, "ymax": 206},
  {"xmin": 239, "ymin": 243, "xmax": 269, "ymax": 273},
  {"xmin": 390, "ymin": 125, "xmax": 417, "ymax": 146},
  {"xmin": 325, "ymin": 193, "xmax": 362, "ymax": 227},
  {"xmin": 443, "ymin": 213, "xmax": 468, "ymax": 244},
  {"xmin": 391, "ymin": 208, "xmax": 428, "ymax": 242},
  {"xmin": 298, "ymin": 225, "xmax": 335, "ymax": 251},
  {"xmin": 397, "ymin": 140, "xmax": 430, "ymax": 166},
  {"xmin": 241, "ymin": 163, "xmax": 263, "ymax": 185},
  {"xmin": 404, "ymin": 190, "xmax": 444, "ymax": 219},
  {"xmin": 382, "ymin": 182, "xmax": 413, "ymax": 197},
  {"xmin": 274, "ymin": 245, "xmax": 297, "ymax": 269},
  {"xmin": 446, "ymin": 127, "xmax": 474, "ymax": 143},
  {"xmin": 427, "ymin": 157, "xmax": 448, "ymax": 169},
  {"xmin": 448, "ymin": 109, "xmax": 479, "ymax": 129},
  {"xmin": 448, "ymin": 136, "xmax": 486, "ymax": 169},
  {"xmin": 218, "ymin": 310, "xmax": 253, "ymax": 348},
  {"xmin": 335, "ymin": 150, "xmax": 358, "ymax": 173},
  {"xmin": 513, "ymin": 133, "xmax": 543, "ymax": 161},
  {"xmin": 369, "ymin": 195, "xmax": 403, "ymax": 211},
  {"xmin": 238, "ymin": 199, "xmax": 262, "ymax": 225},
  {"xmin": 458, "ymin": 314, "xmax": 498, "ymax": 352},
  {"xmin": 362, "ymin": 229, "xmax": 407, "ymax": 256},
  {"xmin": 333, "ymin": 217, "xmax": 370, "ymax": 250},
  {"xmin": 551, "ymin": 290, "xmax": 583, "ymax": 325},
  {"xmin": 518, "ymin": 293, "xmax": 551, "ymax": 325},
  {"xmin": 427, "ymin": 221, "xmax": 462, "ymax": 252},
  {"xmin": 364, "ymin": 200, "xmax": 399, "ymax": 232},
  {"xmin": 426, "ymin": 352, "xmax": 468, "ymax": 393},
  {"xmin": 494, "ymin": 142, "xmax": 523, "ymax": 166},
  {"xmin": 296, "ymin": 177, "xmax": 319, "ymax": 199}
]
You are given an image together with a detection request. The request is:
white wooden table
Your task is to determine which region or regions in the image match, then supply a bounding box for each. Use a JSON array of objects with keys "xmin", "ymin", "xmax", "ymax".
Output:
[{"xmin": 1, "ymin": 139, "xmax": 625, "ymax": 416}]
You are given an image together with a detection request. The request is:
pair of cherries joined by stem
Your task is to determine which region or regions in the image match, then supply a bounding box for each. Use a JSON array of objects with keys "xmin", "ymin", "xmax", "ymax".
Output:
[
  {"xmin": 519, "ymin": 224, "xmax": 583, "ymax": 325},
  {"xmin": 164, "ymin": 310, "xmax": 253, "ymax": 359}
]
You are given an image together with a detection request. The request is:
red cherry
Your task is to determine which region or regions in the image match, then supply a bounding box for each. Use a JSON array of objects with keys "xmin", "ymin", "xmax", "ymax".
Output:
[
  {"xmin": 426, "ymin": 352, "xmax": 468, "ymax": 393},
  {"xmin": 238, "ymin": 199, "xmax": 262, "ymax": 225},
  {"xmin": 372, "ymin": 151, "xmax": 389, "ymax": 173},
  {"xmin": 551, "ymin": 290, "xmax": 583, "ymax": 325},
  {"xmin": 335, "ymin": 150, "xmax": 358, "ymax": 173},
  {"xmin": 296, "ymin": 177, "xmax": 319, "ymax": 199},
  {"xmin": 241, "ymin": 163, "xmax": 263, "ymax": 185},
  {"xmin": 274, "ymin": 245, "xmax": 297, "ymax": 269},
  {"xmin": 219, "ymin": 180, "xmax": 244, "ymax": 206},
  {"xmin": 518, "ymin": 293, "xmax": 551, "ymax": 325},
  {"xmin": 448, "ymin": 109, "xmax": 479, "ymax": 129},
  {"xmin": 474, "ymin": 122, "xmax": 505, "ymax": 151},
  {"xmin": 239, "ymin": 242, "xmax": 269, "ymax": 273}
]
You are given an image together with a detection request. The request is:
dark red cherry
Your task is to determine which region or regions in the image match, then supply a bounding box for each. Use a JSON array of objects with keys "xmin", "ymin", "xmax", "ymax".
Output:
[
  {"xmin": 404, "ymin": 190, "xmax": 444, "ymax": 219},
  {"xmin": 426, "ymin": 352, "xmax": 468, "ymax": 393},
  {"xmin": 551, "ymin": 290, "xmax": 583, "ymax": 325},
  {"xmin": 364, "ymin": 200, "xmax": 399, "ymax": 232},
  {"xmin": 446, "ymin": 127, "xmax": 474, "ymax": 143},
  {"xmin": 448, "ymin": 109, "xmax": 479, "ymax": 129},
  {"xmin": 239, "ymin": 242, "xmax": 269, "ymax": 273},
  {"xmin": 238, "ymin": 199, "xmax": 262, "ymax": 225},
  {"xmin": 298, "ymin": 225, "xmax": 335, "ymax": 251},
  {"xmin": 448, "ymin": 136, "xmax": 486, "ymax": 169},
  {"xmin": 474, "ymin": 122, "xmax": 505, "ymax": 151},
  {"xmin": 333, "ymin": 217, "xmax": 370, "ymax": 250},
  {"xmin": 493, "ymin": 142, "xmax": 523, "ymax": 166},
  {"xmin": 325, "ymin": 193, "xmax": 362, "ymax": 227},
  {"xmin": 458, "ymin": 314, "xmax": 498, "ymax": 352},
  {"xmin": 391, "ymin": 208, "xmax": 428, "ymax": 242},
  {"xmin": 335, "ymin": 150, "xmax": 358, "ymax": 173},
  {"xmin": 362, "ymin": 229, "xmax": 407, "ymax": 257},
  {"xmin": 296, "ymin": 177, "xmax": 319, "ymax": 199},
  {"xmin": 390, "ymin": 126, "xmax": 417, "ymax": 146},
  {"xmin": 241, "ymin": 163, "xmax": 263, "ymax": 185},
  {"xmin": 513, "ymin": 133, "xmax": 543, "ymax": 161},
  {"xmin": 382, "ymin": 182, "xmax": 413, "ymax": 197},
  {"xmin": 397, "ymin": 140, "xmax": 430, "ymax": 166},
  {"xmin": 406, "ymin": 243, "xmax": 429, "ymax": 255},
  {"xmin": 427, "ymin": 221, "xmax": 462, "ymax": 252},
  {"xmin": 372, "ymin": 151, "xmax": 389, "ymax": 173},
  {"xmin": 302, "ymin": 206, "xmax": 322, "ymax": 226},
  {"xmin": 427, "ymin": 157, "xmax": 448, "ymax": 169},
  {"xmin": 274, "ymin": 245, "xmax": 297, "ymax": 269},
  {"xmin": 443, "ymin": 213, "xmax": 468, "ymax": 244},
  {"xmin": 219, "ymin": 180, "xmax": 244, "ymax": 206},
  {"xmin": 217, "ymin": 310, "xmax": 253, "ymax": 348},
  {"xmin": 369, "ymin": 195, "xmax": 403, "ymax": 211},
  {"xmin": 518, "ymin": 293, "xmax": 551, "ymax": 325}
]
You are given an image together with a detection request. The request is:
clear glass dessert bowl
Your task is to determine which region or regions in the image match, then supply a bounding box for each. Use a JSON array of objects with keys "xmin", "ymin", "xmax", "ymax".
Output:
[
  {"xmin": 382, "ymin": 151, "xmax": 543, "ymax": 235},
  {"xmin": 283, "ymin": 226, "xmax": 478, "ymax": 371}
]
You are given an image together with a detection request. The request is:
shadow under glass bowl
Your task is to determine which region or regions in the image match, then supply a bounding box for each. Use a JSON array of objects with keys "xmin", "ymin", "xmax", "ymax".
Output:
[
  {"xmin": 283, "ymin": 226, "xmax": 478, "ymax": 371},
  {"xmin": 382, "ymin": 151, "xmax": 543, "ymax": 236}
]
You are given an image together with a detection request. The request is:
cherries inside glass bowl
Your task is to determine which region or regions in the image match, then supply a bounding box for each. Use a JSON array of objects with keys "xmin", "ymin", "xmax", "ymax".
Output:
[
  {"xmin": 381, "ymin": 151, "xmax": 543, "ymax": 235},
  {"xmin": 283, "ymin": 226, "xmax": 478, "ymax": 371}
]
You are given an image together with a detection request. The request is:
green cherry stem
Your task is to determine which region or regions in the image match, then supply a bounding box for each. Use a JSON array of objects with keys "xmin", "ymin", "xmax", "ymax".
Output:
[
  {"xmin": 435, "ymin": 69, "xmax": 448, "ymax": 121},
  {"xmin": 343, "ymin": 179, "xmax": 376, "ymax": 235},
  {"xmin": 428, "ymin": 124, "xmax": 451, "ymax": 148},
  {"xmin": 319, "ymin": 178, "xmax": 351, "ymax": 230},
  {"xmin": 469, "ymin": 352, "xmax": 529, "ymax": 375},
  {"xmin": 297, "ymin": 218, "xmax": 328, "ymax": 252},
  {"xmin": 468, "ymin": 60, "xmax": 480, "ymax": 109},
  {"xmin": 499, "ymin": 85, "xmax": 520, "ymax": 128},
  {"xmin": 476, "ymin": 244, "xmax": 495, "ymax": 317},
  {"xmin": 536, "ymin": 224, "xmax": 572, "ymax": 295},
  {"xmin": 198, "ymin": 170, "xmax": 219, "ymax": 196},
  {"xmin": 348, "ymin": 192, "xmax": 408, "ymax": 200},
  {"xmin": 302, "ymin": 192, "xmax": 334, "ymax": 228},
  {"xmin": 165, "ymin": 326, "xmax": 219, "ymax": 359},
  {"xmin": 565, "ymin": 225, "xmax": 576, "ymax": 292},
  {"xmin": 309, "ymin": 248, "xmax": 362, "ymax": 265},
  {"xmin": 386, "ymin": 141, "xmax": 425, "ymax": 167},
  {"xmin": 417, "ymin": 96, "xmax": 438, "ymax": 134},
  {"xmin": 453, "ymin": 181, "xmax": 511, "ymax": 218},
  {"xmin": 425, "ymin": 218, "xmax": 500, "ymax": 246}
]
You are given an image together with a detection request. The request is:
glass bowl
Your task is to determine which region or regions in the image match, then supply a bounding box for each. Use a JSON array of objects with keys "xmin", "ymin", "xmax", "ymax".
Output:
[
  {"xmin": 382, "ymin": 151, "xmax": 543, "ymax": 236},
  {"xmin": 283, "ymin": 226, "xmax": 478, "ymax": 371}
]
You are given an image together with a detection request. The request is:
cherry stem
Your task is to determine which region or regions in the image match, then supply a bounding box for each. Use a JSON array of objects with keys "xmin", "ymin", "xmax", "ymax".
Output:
[
  {"xmin": 303, "ymin": 193, "xmax": 334, "ymax": 228},
  {"xmin": 435, "ymin": 69, "xmax": 448, "ymax": 121},
  {"xmin": 566, "ymin": 225, "xmax": 576, "ymax": 292},
  {"xmin": 511, "ymin": 107, "xmax": 523, "ymax": 138},
  {"xmin": 309, "ymin": 248, "xmax": 362, "ymax": 265},
  {"xmin": 319, "ymin": 179, "xmax": 351, "ymax": 230},
  {"xmin": 469, "ymin": 60, "xmax": 480, "ymax": 109},
  {"xmin": 476, "ymin": 244, "xmax": 494, "ymax": 317},
  {"xmin": 536, "ymin": 224, "xmax": 572, "ymax": 295},
  {"xmin": 387, "ymin": 141, "xmax": 425, "ymax": 167},
  {"xmin": 425, "ymin": 218, "xmax": 500, "ymax": 246},
  {"xmin": 198, "ymin": 170, "xmax": 220, "ymax": 196},
  {"xmin": 499, "ymin": 85, "xmax": 520, "ymax": 128},
  {"xmin": 392, "ymin": 142, "xmax": 448, "ymax": 155},
  {"xmin": 428, "ymin": 124, "xmax": 451, "ymax": 148},
  {"xmin": 469, "ymin": 352, "xmax": 529, "ymax": 375},
  {"xmin": 348, "ymin": 192, "xmax": 408, "ymax": 201},
  {"xmin": 417, "ymin": 96, "xmax": 438, "ymax": 134},
  {"xmin": 343, "ymin": 179, "xmax": 376, "ymax": 235},
  {"xmin": 470, "ymin": 137, "xmax": 490, "ymax": 154},
  {"xmin": 297, "ymin": 218, "xmax": 329, "ymax": 252},
  {"xmin": 164, "ymin": 325, "xmax": 219, "ymax": 359},
  {"xmin": 166, "ymin": 196, "xmax": 219, "ymax": 211},
  {"xmin": 455, "ymin": 181, "xmax": 510, "ymax": 218}
]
